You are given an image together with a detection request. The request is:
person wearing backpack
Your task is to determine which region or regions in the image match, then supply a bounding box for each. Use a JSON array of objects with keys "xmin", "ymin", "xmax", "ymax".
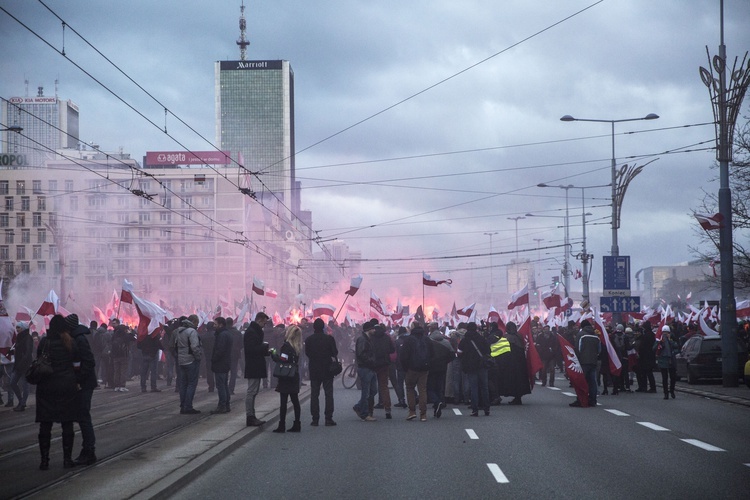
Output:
[
  {"xmin": 400, "ymin": 323, "xmax": 434, "ymax": 421},
  {"xmin": 458, "ymin": 322, "xmax": 491, "ymax": 416}
]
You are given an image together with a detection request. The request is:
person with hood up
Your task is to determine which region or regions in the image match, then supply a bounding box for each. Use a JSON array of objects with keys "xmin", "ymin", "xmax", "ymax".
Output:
[
  {"xmin": 371, "ymin": 323, "xmax": 395, "ymax": 419},
  {"xmin": 496, "ymin": 321, "xmax": 531, "ymax": 405},
  {"xmin": 458, "ymin": 322, "xmax": 490, "ymax": 416},
  {"xmin": 210, "ymin": 316, "xmax": 233, "ymax": 414},
  {"xmin": 175, "ymin": 315, "xmax": 203, "ymax": 414},
  {"xmin": 353, "ymin": 320, "xmax": 378, "ymax": 421}
]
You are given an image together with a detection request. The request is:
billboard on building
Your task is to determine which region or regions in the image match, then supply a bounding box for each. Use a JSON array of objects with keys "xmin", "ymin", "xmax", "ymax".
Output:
[{"xmin": 145, "ymin": 150, "xmax": 232, "ymax": 166}]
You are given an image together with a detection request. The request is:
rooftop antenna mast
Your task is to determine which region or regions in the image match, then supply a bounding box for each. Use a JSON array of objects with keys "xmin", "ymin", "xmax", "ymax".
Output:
[{"xmin": 236, "ymin": 1, "xmax": 250, "ymax": 61}]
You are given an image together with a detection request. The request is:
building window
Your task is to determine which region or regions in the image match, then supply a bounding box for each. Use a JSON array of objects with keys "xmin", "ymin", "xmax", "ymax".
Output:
[
  {"xmin": 33, "ymin": 245, "xmax": 42, "ymax": 259},
  {"xmin": 0, "ymin": 246, "xmax": 8, "ymax": 260},
  {"xmin": 37, "ymin": 229, "xmax": 46, "ymax": 244},
  {"xmin": 160, "ymin": 274, "xmax": 172, "ymax": 286},
  {"xmin": 117, "ymin": 213, "xmax": 129, "ymax": 223},
  {"xmin": 64, "ymin": 180, "xmax": 74, "ymax": 193},
  {"xmin": 161, "ymin": 196, "xmax": 172, "ymax": 208},
  {"xmin": 139, "ymin": 228, "xmax": 151, "ymax": 240},
  {"xmin": 53, "ymin": 261, "xmax": 61, "ymax": 274},
  {"xmin": 32, "ymin": 213, "xmax": 42, "ymax": 227},
  {"xmin": 160, "ymin": 229, "xmax": 171, "ymax": 240},
  {"xmin": 5, "ymin": 230, "xmax": 14, "ymax": 244},
  {"xmin": 70, "ymin": 196, "xmax": 78, "ymax": 211},
  {"xmin": 16, "ymin": 245, "xmax": 25, "ymax": 259},
  {"xmin": 139, "ymin": 212, "xmax": 151, "ymax": 223},
  {"xmin": 21, "ymin": 196, "xmax": 30, "ymax": 211},
  {"xmin": 142, "ymin": 260, "xmax": 151, "ymax": 270},
  {"xmin": 0, "ymin": 214, "xmax": 8, "ymax": 227},
  {"xmin": 37, "ymin": 196, "xmax": 46, "ymax": 211},
  {"xmin": 21, "ymin": 228, "xmax": 30, "ymax": 243},
  {"xmin": 4, "ymin": 261, "xmax": 13, "ymax": 275},
  {"xmin": 16, "ymin": 180, "xmax": 25, "ymax": 195},
  {"xmin": 69, "ymin": 260, "xmax": 78, "ymax": 275},
  {"xmin": 4, "ymin": 197, "xmax": 13, "ymax": 211},
  {"xmin": 140, "ymin": 243, "xmax": 150, "ymax": 254},
  {"xmin": 32, "ymin": 180, "xmax": 42, "ymax": 194},
  {"xmin": 49, "ymin": 245, "xmax": 58, "ymax": 259},
  {"xmin": 49, "ymin": 213, "xmax": 57, "ymax": 226},
  {"xmin": 48, "ymin": 180, "xmax": 57, "ymax": 193},
  {"xmin": 160, "ymin": 212, "xmax": 171, "ymax": 223},
  {"xmin": 0, "ymin": 181, "xmax": 8, "ymax": 195},
  {"xmin": 117, "ymin": 228, "xmax": 129, "ymax": 239},
  {"xmin": 37, "ymin": 261, "xmax": 46, "ymax": 274},
  {"xmin": 117, "ymin": 243, "xmax": 128, "ymax": 255},
  {"xmin": 20, "ymin": 261, "xmax": 30, "ymax": 273},
  {"xmin": 16, "ymin": 213, "xmax": 25, "ymax": 227}
]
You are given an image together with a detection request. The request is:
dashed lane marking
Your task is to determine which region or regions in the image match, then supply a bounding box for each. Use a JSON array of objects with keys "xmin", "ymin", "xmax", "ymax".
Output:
[
  {"xmin": 604, "ymin": 409, "xmax": 630, "ymax": 417},
  {"xmin": 547, "ymin": 387, "xmax": 561, "ymax": 391},
  {"xmin": 453, "ymin": 408, "xmax": 462, "ymax": 416},
  {"xmin": 561, "ymin": 392, "xmax": 577, "ymax": 397},
  {"xmin": 466, "ymin": 429, "xmax": 479, "ymax": 440},
  {"xmin": 637, "ymin": 422, "xmax": 670, "ymax": 431},
  {"xmin": 487, "ymin": 463, "xmax": 510, "ymax": 483},
  {"xmin": 681, "ymin": 439, "xmax": 726, "ymax": 452}
]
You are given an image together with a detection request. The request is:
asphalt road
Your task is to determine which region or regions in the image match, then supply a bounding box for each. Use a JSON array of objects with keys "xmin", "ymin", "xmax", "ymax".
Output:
[{"xmin": 180, "ymin": 383, "xmax": 750, "ymax": 500}]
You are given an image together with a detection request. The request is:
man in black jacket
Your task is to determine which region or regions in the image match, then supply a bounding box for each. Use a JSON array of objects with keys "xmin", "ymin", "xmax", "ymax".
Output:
[
  {"xmin": 304, "ymin": 318, "xmax": 339, "ymax": 426},
  {"xmin": 137, "ymin": 333, "xmax": 163, "ymax": 393},
  {"xmin": 10, "ymin": 321, "xmax": 33, "ymax": 411},
  {"xmin": 211, "ymin": 317, "xmax": 233, "ymax": 414},
  {"xmin": 66, "ymin": 314, "xmax": 98, "ymax": 465},
  {"xmin": 353, "ymin": 320, "xmax": 378, "ymax": 421},
  {"xmin": 244, "ymin": 312, "xmax": 270, "ymax": 426}
]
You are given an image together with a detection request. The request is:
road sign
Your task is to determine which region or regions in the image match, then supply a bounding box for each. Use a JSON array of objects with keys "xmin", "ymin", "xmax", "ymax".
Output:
[
  {"xmin": 603, "ymin": 289, "xmax": 631, "ymax": 297},
  {"xmin": 603, "ymin": 255, "xmax": 630, "ymax": 292},
  {"xmin": 600, "ymin": 296, "xmax": 641, "ymax": 313}
]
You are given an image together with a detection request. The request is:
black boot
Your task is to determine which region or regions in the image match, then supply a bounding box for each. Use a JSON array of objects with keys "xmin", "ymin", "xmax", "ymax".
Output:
[
  {"xmin": 62, "ymin": 430, "xmax": 76, "ymax": 469},
  {"xmin": 74, "ymin": 448, "xmax": 97, "ymax": 466},
  {"xmin": 288, "ymin": 420, "xmax": 301, "ymax": 433},
  {"xmin": 38, "ymin": 432, "xmax": 51, "ymax": 471},
  {"xmin": 272, "ymin": 420, "xmax": 286, "ymax": 433}
]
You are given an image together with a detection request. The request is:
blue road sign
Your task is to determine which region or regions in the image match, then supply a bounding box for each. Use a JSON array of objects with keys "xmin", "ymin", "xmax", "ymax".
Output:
[
  {"xmin": 603, "ymin": 256, "xmax": 631, "ymax": 290},
  {"xmin": 600, "ymin": 296, "xmax": 641, "ymax": 313}
]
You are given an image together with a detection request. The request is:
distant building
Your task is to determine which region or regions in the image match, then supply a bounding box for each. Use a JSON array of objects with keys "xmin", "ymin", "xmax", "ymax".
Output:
[
  {"xmin": 635, "ymin": 262, "xmax": 718, "ymax": 305},
  {"xmin": 1, "ymin": 87, "xmax": 79, "ymax": 168}
]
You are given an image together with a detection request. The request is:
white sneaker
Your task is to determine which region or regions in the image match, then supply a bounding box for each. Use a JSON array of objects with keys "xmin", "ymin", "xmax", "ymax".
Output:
[
  {"xmin": 114, "ymin": 387, "xmax": 121, "ymax": 392},
  {"xmin": 121, "ymin": 387, "xmax": 129, "ymax": 392}
]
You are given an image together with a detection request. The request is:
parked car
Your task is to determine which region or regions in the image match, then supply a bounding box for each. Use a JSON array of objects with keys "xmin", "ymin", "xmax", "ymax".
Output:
[{"xmin": 675, "ymin": 335, "xmax": 748, "ymax": 384}]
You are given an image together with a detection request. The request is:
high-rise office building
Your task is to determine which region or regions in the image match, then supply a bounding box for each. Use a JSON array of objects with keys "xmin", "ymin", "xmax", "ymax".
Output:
[
  {"xmin": 1, "ymin": 86, "xmax": 79, "ymax": 168},
  {"xmin": 214, "ymin": 60, "xmax": 297, "ymax": 212}
]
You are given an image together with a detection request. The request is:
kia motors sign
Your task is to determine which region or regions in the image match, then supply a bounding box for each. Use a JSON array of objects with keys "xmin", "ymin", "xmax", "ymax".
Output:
[{"xmin": 146, "ymin": 151, "xmax": 231, "ymax": 166}]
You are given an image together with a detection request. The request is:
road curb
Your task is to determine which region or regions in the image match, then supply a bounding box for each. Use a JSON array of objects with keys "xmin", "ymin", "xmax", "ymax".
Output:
[{"xmin": 677, "ymin": 386, "xmax": 750, "ymax": 408}]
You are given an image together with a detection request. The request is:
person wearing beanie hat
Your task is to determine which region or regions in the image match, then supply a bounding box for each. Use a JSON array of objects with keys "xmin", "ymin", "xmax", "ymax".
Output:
[
  {"xmin": 353, "ymin": 320, "xmax": 378, "ymax": 421},
  {"xmin": 655, "ymin": 326, "xmax": 679, "ymax": 400},
  {"xmin": 305, "ymin": 316, "xmax": 339, "ymax": 426},
  {"xmin": 66, "ymin": 314, "xmax": 98, "ymax": 465},
  {"xmin": 401, "ymin": 323, "xmax": 434, "ymax": 421},
  {"xmin": 570, "ymin": 319, "xmax": 600, "ymax": 408},
  {"xmin": 370, "ymin": 322, "xmax": 395, "ymax": 419}
]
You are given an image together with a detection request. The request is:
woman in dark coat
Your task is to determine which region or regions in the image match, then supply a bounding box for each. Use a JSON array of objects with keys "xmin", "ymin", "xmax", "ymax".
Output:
[
  {"xmin": 36, "ymin": 315, "xmax": 80, "ymax": 470},
  {"xmin": 271, "ymin": 325, "xmax": 302, "ymax": 433},
  {"xmin": 496, "ymin": 322, "xmax": 531, "ymax": 405}
]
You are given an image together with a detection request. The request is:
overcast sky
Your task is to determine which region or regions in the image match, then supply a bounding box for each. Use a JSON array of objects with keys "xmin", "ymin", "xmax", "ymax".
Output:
[{"xmin": 2, "ymin": 0, "xmax": 749, "ymax": 310}]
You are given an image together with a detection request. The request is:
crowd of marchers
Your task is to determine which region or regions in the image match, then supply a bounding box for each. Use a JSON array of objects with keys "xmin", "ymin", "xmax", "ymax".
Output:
[{"xmin": 4, "ymin": 311, "xmax": 750, "ymax": 471}]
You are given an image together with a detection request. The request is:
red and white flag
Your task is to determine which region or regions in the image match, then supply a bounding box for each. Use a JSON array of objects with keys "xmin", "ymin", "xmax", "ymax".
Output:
[
  {"xmin": 121, "ymin": 279, "xmax": 134, "ymax": 304},
  {"xmin": 694, "ymin": 212, "xmax": 724, "ymax": 231},
  {"xmin": 736, "ymin": 300, "xmax": 750, "ymax": 319},
  {"xmin": 699, "ymin": 313, "xmax": 719, "ymax": 336},
  {"xmin": 370, "ymin": 291, "xmax": 386, "ymax": 316},
  {"xmin": 345, "ymin": 274, "xmax": 363, "ymax": 296},
  {"xmin": 36, "ymin": 290, "xmax": 59, "ymax": 316},
  {"xmin": 252, "ymin": 277, "xmax": 265, "ymax": 296},
  {"xmin": 518, "ymin": 315, "xmax": 543, "ymax": 390},
  {"xmin": 574, "ymin": 269, "xmax": 582, "ymax": 280},
  {"xmin": 313, "ymin": 303, "xmax": 336, "ymax": 317},
  {"xmin": 265, "ymin": 289, "xmax": 278, "ymax": 299},
  {"xmin": 508, "ymin": 284, "xmax": 529, "ymax": 310},
  {"xmin": 487, "ymin": 306, "xmax": 501, "ymax": 324},
  {"xmin": 594, "ymin": 314, "xmax": 622, "ymax": 376},
  {"xmin": 556, "ymin": 333, "xmax": 590, "ymax": 407},
  {"xmin": 132, "ymin": 293, "xmax": 170, "ymax": 341},
  {"xmin": 542, "ymin": 283, "xmax": 563, "ymax": 309},
  {"xmin": 422, "ymin": 272, "xmax": 452, "ymax": 287},
  {"xmin": 456, "ymin": 302, "xmax": 475, "ymax": 317}
]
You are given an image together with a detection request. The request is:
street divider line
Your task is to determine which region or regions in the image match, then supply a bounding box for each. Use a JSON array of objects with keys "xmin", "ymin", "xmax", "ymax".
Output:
[
  {"xmin": 487, "ymin": 463, "xmax": 509, "ymax": 483},
  {"xmin": 453, "ymin": 408, "xmax": 462, "ymax": 416},
  {"xmin": 547, "ymin": 387, "xmax": 561, "ymax": 391},
  {"xmin": 680, "ymin": 439, "xmax": 725, "ymax": 452},
  {"xmin": 561, "ymin": 392, "xmax": 577, "ymax": 397},
  {"xmin": 466, "ymin": 429, "xmax": 479, "ymax": 440},
  {"xmin": 604, "ymin": 409, "xmax": 629, "ymax": 417},
  {"xmin": 637, "ymin": 422, "xmax": 670, "ymax": 431}
]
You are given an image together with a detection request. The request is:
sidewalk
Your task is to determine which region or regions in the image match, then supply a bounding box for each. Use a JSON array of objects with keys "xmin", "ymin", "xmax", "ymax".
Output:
[
  {"xmin": 36, "ymin": 384, "xmax": 312, "ymax": 500},
  {"xmin": 676, "ymin": 380, "xmax": 750, "ymax": 408}
]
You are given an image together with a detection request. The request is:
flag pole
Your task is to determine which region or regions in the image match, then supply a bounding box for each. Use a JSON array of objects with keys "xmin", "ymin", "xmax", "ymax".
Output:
[
  {"xmin": 422, "ymin": 271, "xmax": 425, "ymax": 317},
  {"xmin": 334, "ymin": 294, "xmax": 350, "ymax": 322}
]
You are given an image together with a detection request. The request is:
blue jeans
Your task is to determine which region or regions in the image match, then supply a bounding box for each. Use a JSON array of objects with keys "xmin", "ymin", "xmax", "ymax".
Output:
[
  {"xmin": 214, "ymin": 372, "xmax": 230, "ymax": 408},
  {"xmin": 140, "ymin": 356, "xmax": 159, "ymax": 390},
  {"xmin": 10, "ymin": 370, "xmax": 29, "ymax": 406},
  {"xmin": 582, "ymin": 363, "xmax": 598, "ymax": 406},
  {"xmin": 354, "ymin": 367, "xmax": 377, "ymax": 418},
  {"xmin": 179, "ymin": 360, "xmax": 200, "ymax": 410},
  {"xmin": 467, "ymin": 368, "xmax": 490, "ymax": 413}
]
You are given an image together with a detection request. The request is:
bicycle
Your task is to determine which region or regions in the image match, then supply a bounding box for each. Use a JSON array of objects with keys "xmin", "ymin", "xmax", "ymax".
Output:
[{"xmin": 342, "ymin": 362, "xmax": 360, "ymax": 389}]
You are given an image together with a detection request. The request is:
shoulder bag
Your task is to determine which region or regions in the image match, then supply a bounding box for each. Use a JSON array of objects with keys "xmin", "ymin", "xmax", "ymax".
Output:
[{"xmin": 26, "ymin": 340, "xmax": 53, "ymax": 385}]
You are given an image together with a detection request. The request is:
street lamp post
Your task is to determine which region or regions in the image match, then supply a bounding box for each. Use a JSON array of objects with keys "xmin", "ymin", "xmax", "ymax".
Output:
[
  {"xmin": 533, "ymin": 237, "xmax": 544, "ymax": 310},
  {"xmin": 484, "ymin": 231, "xmax": 498, "ymax": 305},
  {"xmin": 507, "ymin": 216, "xmax": 525, "ymax": 292},
  {"xmin": 560, "ymin": 113, "xmax": 658, "ymax": 257}
]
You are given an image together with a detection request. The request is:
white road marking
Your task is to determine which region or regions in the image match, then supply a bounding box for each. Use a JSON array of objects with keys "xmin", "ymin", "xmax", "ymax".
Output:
[
  {"xmin": 453, "ymin": 408, "xmax": 462, "ymax": 416},
  {"xmin": 604, "ymin": 409, "xmax": 629, "ymax": 417},
  {"xmin": 487, "ymin": 463, "xmax": 510, "ymax": 483},
  {"xmin": 466, "ymin": 429, "xmax": 479, "ymax": 440},
  {"xmin": 637, "ymin": 422, "xmax": 670, "ymax": 431},
  {"xmin": 744, "ymin": 464, "xmax": 750, "ymax": 468},
  {"xmin": 561, "ymin": 391, "xmax": 577, "ymax": 397},
  {"xmin": 681, "ymin": 439, "xmax": 726, "ymax": 452},
  {"xmin": 547, "ymin": 386, "xmax": 561, "ymax": 391}
]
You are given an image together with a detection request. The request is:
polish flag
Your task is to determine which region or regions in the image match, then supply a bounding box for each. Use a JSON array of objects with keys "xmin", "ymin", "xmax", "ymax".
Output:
[
  {"xmin": 699, "ymin": 313, "xmax": 719, "ymax": 336},
  {"xmin": 121, "ymin": 279, "xmax": 134, "ymax": 304},
  {"xmin": 36, "ymin": 290, "xmax": 59, "ymax": 316},
  {"xmin": 694, "ymin": 212, "xmax": 724, "ymax": 230},
  {"xmin": 736, "ymin": 300, "xmax": 750, "ymax": 319},
  {"xmin": 456, "ymin": 302, "xmax": 475, "ymax": 317},
  {"xmin": 508, "ymin": 284, "xmax": 529, "ymax": 310},
  {"xmin": 422, "ymin": 272, "xmax": 452, "ymax": 287},
  {"xmin": 542, "ymin": 283, "xmax": 563, "ymax": 309},
  {"xmin": 370, "ymin": 291, "xmax": 386, "ymax": 316},
  {"xmin": 252, "ymin": 277, "xmax": 265, "ymax": 296},
  {"xmin": 556, "ymin": 333, "xmax": 590, "ymax": 407},
  {"xmin": 265, "ymin": 289, "xmax": 278, "ymax": 299},
  {"xmin": 345, "ymin": 274, "xmax": 363, "ymax": 296},
  {"xmin": 518, "ymin": 315, "xmax": 543, "ymax": 390},
  {"xmin": 594, "ymin": 313, "xmax": 622, "ymax": 376},
  {"xmin": 132, "ymin": 293, "xmax": 170, "ymax": 341},
  {"xmin": 313, "ymin": 303, "xmax": 336, "ymax": 317},
  {"xmin": 487, "ymin": 306, "xmax": 501, "ymax": 324}
]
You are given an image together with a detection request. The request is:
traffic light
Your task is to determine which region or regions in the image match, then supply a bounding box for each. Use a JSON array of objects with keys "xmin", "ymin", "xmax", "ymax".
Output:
[{"xmin": 552, "ymin": 276, "xmax": 559, "ymax": 286}]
